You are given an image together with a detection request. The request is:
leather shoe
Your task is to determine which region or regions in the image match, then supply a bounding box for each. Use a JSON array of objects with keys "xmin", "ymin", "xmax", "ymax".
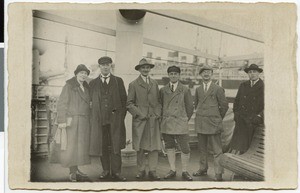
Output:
[
  {"xmin": 99, "ymin": 170, "xmax": 110, "ymax": 179},
  {"xmin": 76, "ymin": 169, "xmax": 88, "ymax": 177},
  {"xmin": 148, "ymin": 171, "xmax": 160, "ymax": 181},
  {"xmin": 182, "ymin": 171, "xmax": 193, "ymax": 181},
  {"xmin": 112, "ymin": 173, "xmax": 127, "ymax": 181},
  {"xmin": 136, "ymin": 170, "xmax": 146, "ymax": 179},
  {"xmin": 215, "ymin": 174, "xmax": 223, "ymax": 181},
  {"xmin": 69, "ymin": 172, "xmax": 77, "ymax": 182},
  {"xmin": 193, "ymin": 169, "xmax": 207, "ymax": 176},
  {"xmin": 164, "ymin": 170, "xmax": 176, "ymax": 179}
]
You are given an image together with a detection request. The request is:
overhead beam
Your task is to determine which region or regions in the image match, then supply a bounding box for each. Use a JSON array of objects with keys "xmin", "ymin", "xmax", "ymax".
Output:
[
  {"xmin": 33, "ymin": 10, "xmax": 238, "ymax": 60},
  {"xmin": 143, "ymin": 38, "xmax": 219, "ymax": 60},
  {"xmin": 146, "ymin": 10, "xmax": 264, "ymax": 43},
  {"xmin": 33, "ymin": 10, "xmax": 116, "ymax": 36},
  {"xmin": 221, "ymin": 53, "xmax": 263, "ymax": 61}
]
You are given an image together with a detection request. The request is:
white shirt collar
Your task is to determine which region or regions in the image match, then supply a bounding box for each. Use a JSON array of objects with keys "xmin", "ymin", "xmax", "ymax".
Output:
[
  {"xmin": 251, "ymin": 79, "xmax": 259, "ymax": 86},
  {"xmin": 100, "ymin": 73, "xmax": 111, "ymax": 78},
  {"xmin": 100, "ymin": 73, "xmax": 111, "ymax": 83},
  {"xmin": 170, "ymin": 81, "xmax": 178, "ymax": 91},
  {"xmin": 141, "ymin": 75, "xmax": 149, "ymax": 83}
]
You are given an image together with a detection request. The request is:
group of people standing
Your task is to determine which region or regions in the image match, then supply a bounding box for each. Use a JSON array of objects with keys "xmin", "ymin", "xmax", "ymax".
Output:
[{"xmin": 53, "ymin": 56, "xmax": 264, "ymax": 182}]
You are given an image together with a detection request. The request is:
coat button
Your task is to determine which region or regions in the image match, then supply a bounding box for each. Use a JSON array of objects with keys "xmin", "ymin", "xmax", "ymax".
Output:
[
  {"xmin": 244, "ymin": 96, "xmax": 246, "ymax": 98},
  {"xmin": 176, "ymin": 101, "xmax": 178, "ymax": 103}
]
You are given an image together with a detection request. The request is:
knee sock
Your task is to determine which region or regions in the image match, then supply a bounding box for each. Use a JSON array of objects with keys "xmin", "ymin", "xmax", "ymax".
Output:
[
  {"xmin": 181, "ymin": 153, "xmax": 190, "ymax": 172},
  {"xmin": 166, "ymin": 148, "xmax": 176, "ymax": 171}
]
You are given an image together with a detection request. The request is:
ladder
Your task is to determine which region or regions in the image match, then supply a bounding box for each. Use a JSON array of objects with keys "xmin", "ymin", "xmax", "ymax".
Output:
[{"xmin": 31, "ymin": 96, "xmax": 51, "ymax": 157}]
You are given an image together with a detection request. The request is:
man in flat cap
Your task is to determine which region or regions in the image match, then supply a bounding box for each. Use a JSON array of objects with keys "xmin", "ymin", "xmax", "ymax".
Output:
[
  {"xmin": 229, "ymin": 64, "xmax": 264, "ymax": 154},
  {"xmin": 127, "ymin": 58, "xmax": 162, "ymax": 181},
  {"xmin": 160, "ymin": 66, "xmax": 194, "ymax": 181},
  {"xmin": 193, "ymin": 65, "xmax": 228, "ymax": 181},
  {"xmin": 89, "ymin": 56, "xmax": 127, "ymax": 181}
]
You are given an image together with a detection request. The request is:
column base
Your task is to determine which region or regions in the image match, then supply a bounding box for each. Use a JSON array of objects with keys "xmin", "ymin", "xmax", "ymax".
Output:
[{"xmin": 121, "ymin": 149, "xmax": 137, "ymax": 167}]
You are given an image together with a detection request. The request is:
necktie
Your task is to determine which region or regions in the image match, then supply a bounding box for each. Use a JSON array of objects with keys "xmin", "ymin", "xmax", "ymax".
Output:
[
  {"xmin": 204, "ymin": 83, "xmax": 208, "ymax": 92},
  {"xmin": 251, "ymin": 81, "xmax": 254, "ymax": 87},
  {"xmin": 103, "ymin": 77, "xmax": 108, "ymax": 85},
  {"xmin": 171, "ymin": 84, "xmax": 174, "ymax": 92},
  {"xmin": 145, "ymin": 77, "xmax": 149, "ymax": 84}
]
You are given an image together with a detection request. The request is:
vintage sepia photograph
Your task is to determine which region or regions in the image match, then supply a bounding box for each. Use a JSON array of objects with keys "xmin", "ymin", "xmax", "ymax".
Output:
[
  {"xmin": 7, "ymin": 2, "xmax": 297, "ymax": 191},
  {"xmin": 30, "ymin": 7, "xmax": 264, "ymax": 183}
]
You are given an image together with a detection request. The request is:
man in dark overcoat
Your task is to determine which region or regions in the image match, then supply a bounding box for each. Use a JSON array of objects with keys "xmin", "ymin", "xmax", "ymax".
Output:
[
  {"xmin": 229, "ymin": 64, "xmax": 264, "ymax": 154},
  {"xmin": 193, "ymin": 65, "xmax": 228, "ymax": 181},
  {"xmin": 127, "ymin": 58, "xmax": 162, "ymax": 181},
  {"xmin": 89, "ymin": 56, "xmax": 127, "ymax": 181}
]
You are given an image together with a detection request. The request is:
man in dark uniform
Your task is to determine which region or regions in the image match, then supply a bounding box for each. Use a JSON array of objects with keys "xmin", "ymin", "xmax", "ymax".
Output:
[
  {"xmin": 89, "ymin": 56, "xmax": 127, "ymax": 181},
  {"xmin": 229, "ymin": 64, "xmax": 264, "ymax": 154}
]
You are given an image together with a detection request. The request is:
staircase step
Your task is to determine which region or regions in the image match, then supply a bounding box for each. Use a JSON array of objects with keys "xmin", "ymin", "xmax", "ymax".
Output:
[
  {"xmin": 35, "ymin": 118, "xmax": 48, "ymax": 121},
  {"xmin": 36, "ymin": 126, "xmax": 48, "ymax": 129},
  {"xmin": 36, "ymin": 142, "xmax": 48, "ymax": 145},
  {"xmin": 36, "ymin": 110, "xmax": 47, "ymax": 112},
  {"xmin": 35, "ymin": 134, "xmax": 48, "ymax": 137}
]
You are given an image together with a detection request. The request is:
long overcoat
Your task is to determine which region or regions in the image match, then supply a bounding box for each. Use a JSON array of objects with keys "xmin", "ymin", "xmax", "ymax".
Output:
[
  {"xmin": 229, "ymin": 79, "xmax": 264, "ymax": 152},
  {"xmin": 160, "ymin": 82, "xmax": 194, "ymax": 134},
  {"xmin": 194, "ymin": 82, "xmax": 229, "ymax": 134},
  {"xmin": 56, "ymin": 77, "xmax": 91, "ymax": 168},
  {"xmin": 89, "ymin": 75, "xmax": 127, "ymax": 156},
  {"xmin": 127, "ymin": 75, "xmax": 162, "ymax": 151}
]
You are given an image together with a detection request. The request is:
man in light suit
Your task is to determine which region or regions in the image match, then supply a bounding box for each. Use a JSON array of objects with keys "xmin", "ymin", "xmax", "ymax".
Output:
[
  {"xmin": 127, "ymin": 58, "xmax": 162, "ymax": 181},
  {"xmin": 160, "ymin": 66, "xmax": 194, "ymax": 181},
  {"xmin": 193, "ymin": 65, "xmax": 228, "ymax": 181}
]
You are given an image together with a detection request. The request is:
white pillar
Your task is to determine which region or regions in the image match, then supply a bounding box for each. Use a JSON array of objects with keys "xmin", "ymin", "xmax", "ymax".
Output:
[{"xmin": 114, "ymin": 11, "xmax": 144, "ymax": 152}]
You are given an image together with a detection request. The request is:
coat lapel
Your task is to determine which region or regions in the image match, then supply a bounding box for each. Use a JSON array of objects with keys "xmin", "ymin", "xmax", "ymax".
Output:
[
  {"xmin": 201, "ymin": 82, "xmax": 215, "ymax": 104},
  {"xmin": 137, "ymin": 75, "xmax": 148, "ymax": 90},
  {"xmin": 68, "ymin": 77, "xmax": 89, "ymax": 104},
  {"xmin": 77, "ymin": 86, "xmax": 90, "ymax": 104},
  {"xmin": 94, "ymin": 76, "xmax": 102, "ymax": 102},
  {"xmin": 148, "ymin": 77, "xmax": 154, "ymax": 92},
  {"xmin": 166, "ymin": 82, "xmax": 183, "ymax": 108}
]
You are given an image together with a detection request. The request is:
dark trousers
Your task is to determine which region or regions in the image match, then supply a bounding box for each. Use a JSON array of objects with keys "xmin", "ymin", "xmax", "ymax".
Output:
[
  {"xmin": 197, "ymin": 133, "xmax": 224, "ymax": 175},
  {"xmin": 69, "ymin": 166, "xmax": 78, "ymax": 174},
  {"xmin": 162, "ymin": 133, "xmax": 190, "ymax": 154},
  {"xmin": 100, "ymin": 124, "xmax": 122, "ymax": 174}
]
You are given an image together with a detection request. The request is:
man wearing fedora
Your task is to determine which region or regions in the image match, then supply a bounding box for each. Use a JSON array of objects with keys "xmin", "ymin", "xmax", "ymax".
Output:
[
  {"xmin": 127, "ymin": 58, "xmax": 162, "ymax": 181},
  {"xmin": 89, "ymin": 56, "xmax": 127, "ymax": 181},
  {"xmin": 193, "ymin": 65, "xmax": 228, "ymax": 181},
  {"xmin": 229, "ymin": 64, "xmax": 264, "ymax": 154},
  {"xmin": 160, "ymin": 66, "xmax": 194, "ymax": 181}
]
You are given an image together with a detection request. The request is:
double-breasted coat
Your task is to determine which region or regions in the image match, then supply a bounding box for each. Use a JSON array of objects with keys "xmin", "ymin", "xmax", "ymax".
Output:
[
  {"xmin": 195, "ymin": 82, "xmax": 229, "ymax": 134},
  {"xmin": 229, "ymin": 79, "xmax": 264, "ymax": 152},
  {"xmin": 160, "ymin": 82, "xmax": 194, "ymax": 134},
  {"xmin": 56, "ymin": 77, "xmax": 91, "ymax": 168},
  {"xmin": 89, "ymin": 75, "xmax": 127, "ymax": 156},
  {"xmin": 127, "ymin": 75, "xmax": 162, "ymax": 151}
]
